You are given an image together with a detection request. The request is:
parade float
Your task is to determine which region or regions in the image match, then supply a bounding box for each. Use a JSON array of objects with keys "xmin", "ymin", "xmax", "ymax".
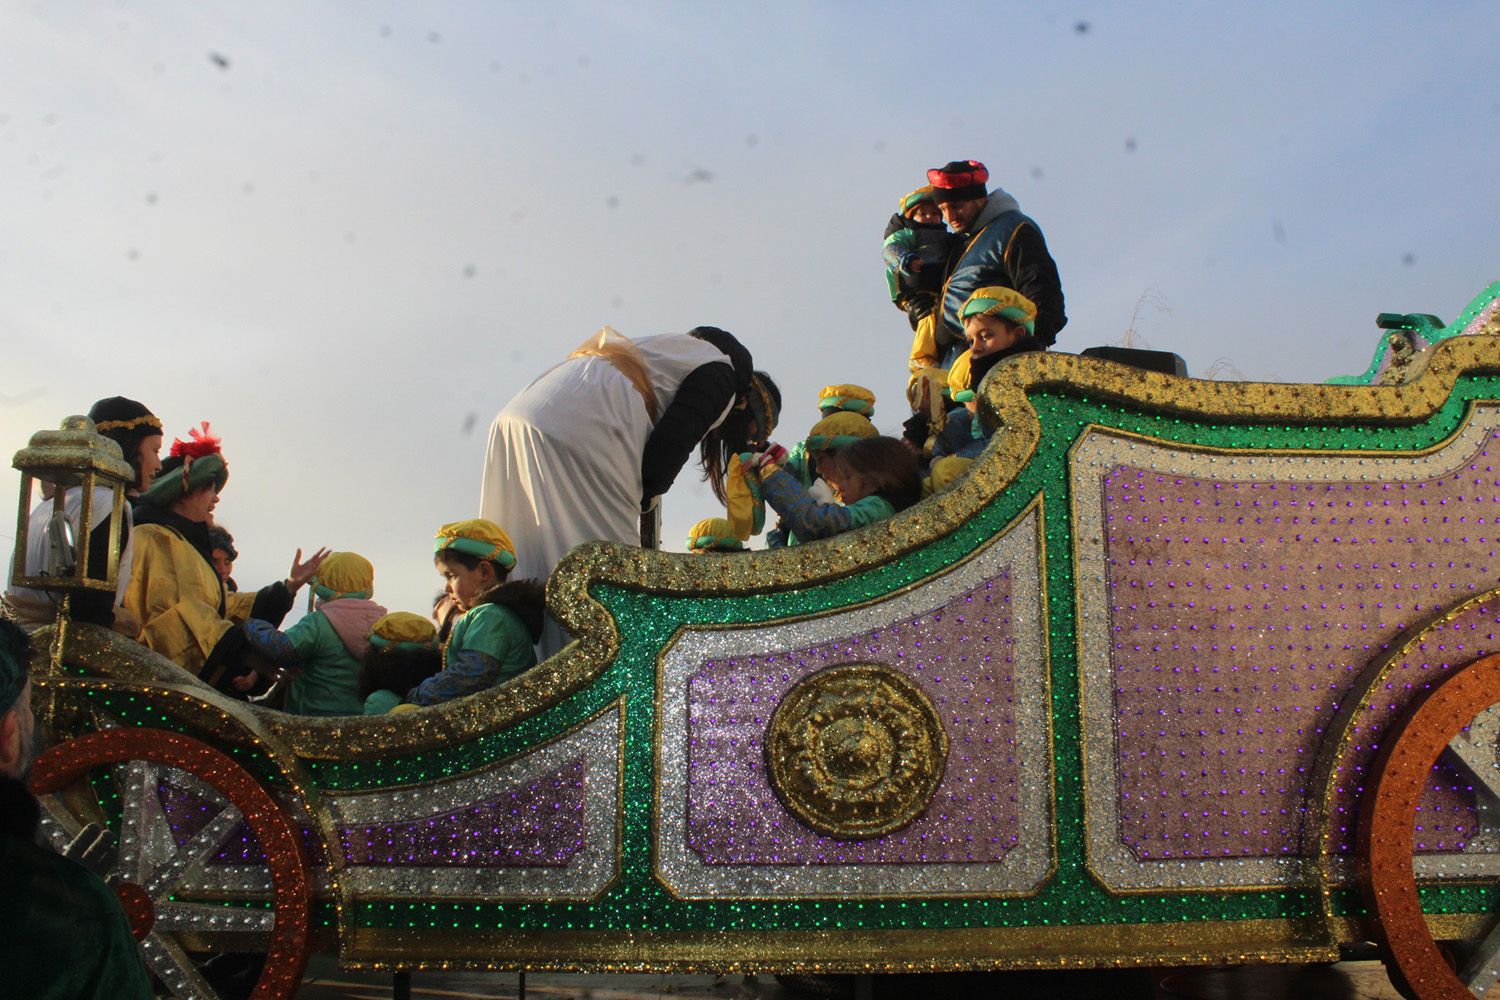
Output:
[{"xmin": 14, "ymin": 279, "xmax": 1500, "ymax": 1000}]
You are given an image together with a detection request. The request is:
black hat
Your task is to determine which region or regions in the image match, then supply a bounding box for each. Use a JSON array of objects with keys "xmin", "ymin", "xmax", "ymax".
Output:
[
  {"xmin": 927, "ymin": 160, "xmax": 990, "ymax": 204},
  {"xmin": 87, "ymin": 396, "xmax": 161, "ymax": 485}
]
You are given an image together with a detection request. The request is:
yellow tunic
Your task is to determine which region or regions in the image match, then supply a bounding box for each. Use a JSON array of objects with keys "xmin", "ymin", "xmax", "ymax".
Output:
[{"xmin": 122, "ymin": 523, "xmax": 255, "ymax": 676}]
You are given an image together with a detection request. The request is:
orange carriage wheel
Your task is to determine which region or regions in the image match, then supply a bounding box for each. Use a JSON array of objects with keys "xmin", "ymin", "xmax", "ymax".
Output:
[
  {"xmin": 1360, "ymin": 651, "xmax": 1500, "ymax": 1000},
  {"xmin": 30, "ymin": 727, "xmax": 311, "ymax": 1000}
]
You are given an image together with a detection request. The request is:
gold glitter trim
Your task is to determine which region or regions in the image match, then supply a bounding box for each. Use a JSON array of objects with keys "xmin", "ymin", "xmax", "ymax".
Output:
[{"xmin": 341, "ymin": 918, "xmax": 1339, "ymax": 973}]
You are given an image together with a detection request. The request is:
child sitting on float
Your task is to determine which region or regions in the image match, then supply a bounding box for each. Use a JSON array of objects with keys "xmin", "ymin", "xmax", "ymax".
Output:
[
  {"xmin": 242, "ymin": 552, "xmax": 387, "ymax": 716},
  {"xmin": 932, "ymin": 349, "xmax": 987, "ymax": 461},
  {"xmin": 750, "ymin": 435, "xmax": 921, "ymax": 545},
  {"xmin": 962, "ymin": 284, "xmax": 1041, "ymax": 370},
  {"xmin": 406, "ymin": 519, "xmax": 545, "ymax": 707},
  {"xmin": 361, "ymin": 611, "xmax": 441, "ymax": 715},
  {"xmin": 764, "ymin": 410, "xmax": 880, "ymax": 548},
  {"xmin": 777, "ymin": 383, "xmax": 877, "ymax": 493}
]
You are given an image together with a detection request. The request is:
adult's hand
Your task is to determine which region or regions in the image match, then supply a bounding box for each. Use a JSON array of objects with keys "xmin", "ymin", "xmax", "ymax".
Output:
[{"xmin": 284, "ymin": 547, "xmax": 331, "ymax": 592}]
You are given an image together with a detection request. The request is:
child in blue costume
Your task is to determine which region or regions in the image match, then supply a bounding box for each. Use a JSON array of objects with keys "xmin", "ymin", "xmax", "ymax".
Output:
[
  {"xmin": 883, "ymin": 186, "xmax": 953, "ymax": 330},
  {"xmin": 361, "ymin": 611, "xmax": 441, "ymax": 715},
  {"xmin": 408, "ymin": 519, "xmax": 545, "ymax": 707},
  {"xmin": 243, "ymin": 551, "xmax": 387, "ymax": 716},
  {"xmin": 765, "ymin": 410, "xmax": 880, "ymax": 549},
  {"xmin": 778, "ymin": 384, "xmax": 877, "ymax": 490},
  {"xmin": 752, "ymin": 436, "xmax": 921, "ymax": 545}
]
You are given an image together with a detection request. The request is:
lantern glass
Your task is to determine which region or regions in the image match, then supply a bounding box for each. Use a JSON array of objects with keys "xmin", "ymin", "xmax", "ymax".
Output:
[{"xmin": 11, "ymin": 416, "xmax": 135, "ymax": 594}]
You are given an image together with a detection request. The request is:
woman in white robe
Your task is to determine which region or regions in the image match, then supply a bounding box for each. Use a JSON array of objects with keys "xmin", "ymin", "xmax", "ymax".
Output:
[{"xmin": 479, "ymin": 326, "xmax": 778, "ymax": 655}]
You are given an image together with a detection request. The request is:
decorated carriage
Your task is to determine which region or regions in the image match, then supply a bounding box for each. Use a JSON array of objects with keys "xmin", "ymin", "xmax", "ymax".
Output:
[{"xmin": 17, "ymin": 280, "xmax": 1500, "ymax": 1000}]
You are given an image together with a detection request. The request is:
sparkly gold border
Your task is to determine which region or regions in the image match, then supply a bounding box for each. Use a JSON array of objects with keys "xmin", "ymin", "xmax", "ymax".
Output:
[{"xmin": 341, "ymin": 918, "xmax": 1340, "ymax": 973}]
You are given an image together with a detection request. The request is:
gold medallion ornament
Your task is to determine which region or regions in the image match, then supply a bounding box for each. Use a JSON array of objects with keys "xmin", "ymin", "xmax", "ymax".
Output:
[{"xmin": 765, "ymin": 664, "xmax": 948, "ymax": 839}]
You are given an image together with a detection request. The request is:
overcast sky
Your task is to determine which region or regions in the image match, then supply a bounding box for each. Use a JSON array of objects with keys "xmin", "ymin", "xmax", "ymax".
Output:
[{"xmin": 4, "ymin": 2, "xmax": 1500, "ymax": 622}]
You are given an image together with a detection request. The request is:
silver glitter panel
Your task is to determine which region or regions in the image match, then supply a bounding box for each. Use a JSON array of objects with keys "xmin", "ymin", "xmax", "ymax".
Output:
[
  {"xmin": 1073, "ymin": 407, "xmax": 1500, "ymax": 892},
  {"xmin": 655, "ymin": 503, "xmax": 1052, "ymax": 899},
  {"xmin": 323, "ymin": 705, "xmax": 621, "ymax": 900}
]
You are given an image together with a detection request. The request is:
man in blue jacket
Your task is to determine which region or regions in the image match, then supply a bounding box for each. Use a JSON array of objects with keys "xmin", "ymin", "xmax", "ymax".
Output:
[{"xmin": 927, "ymin": 159, "xmax": 1067, "ymax": 364}]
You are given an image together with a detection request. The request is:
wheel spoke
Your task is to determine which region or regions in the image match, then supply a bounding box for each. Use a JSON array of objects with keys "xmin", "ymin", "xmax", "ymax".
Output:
[
  {"xmin": 154, "ymin": 901, "xmax": 275, "ymax": 933},
  {"xmin": 1461, "ymin": 919, "xmax": 1500, "ymax": 996},
  {"xmin": 141, "ymin": 929, "xmax": 219, "ymax": 1000},
  {"xmin": 1446, "ymin": 703, "xmax": 1500, "ymax": 802},
  {"xmin": 116, "ymin": 759, "xmax": 158, "ymax": 884},
  {"xmin": 33, "ymin": 795, "xmax": 85, "ymax": 855},
  {"xmin": 144, "ymin": 805, "xmax": 242, "ymax": 898}
]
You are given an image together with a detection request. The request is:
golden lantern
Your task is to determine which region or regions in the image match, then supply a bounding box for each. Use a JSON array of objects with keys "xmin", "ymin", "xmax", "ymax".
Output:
[{"xmin": 11, "ymin": 415, "xmax": 135, "ymax": 597}]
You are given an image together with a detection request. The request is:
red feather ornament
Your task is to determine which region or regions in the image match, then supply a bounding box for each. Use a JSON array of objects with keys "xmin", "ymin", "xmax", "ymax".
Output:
[{"xmin": 169, "ymin": 421, "xmax": 222, "ymax": 460}]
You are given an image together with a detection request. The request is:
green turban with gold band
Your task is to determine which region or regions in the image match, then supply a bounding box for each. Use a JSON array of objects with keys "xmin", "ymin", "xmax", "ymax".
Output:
[
  {"xmin": 817, "ymin": 383, "xmax": 876, "ymax": 417},
  {"xmin": 434, "ymin": 518, "xmax": 517, "ymax": 570},
  {"xmin": 960, "ymin": 286, "xmax": 1038, "ymax": 336},
  {"xmin": 804, "ymin": 411, "xmax": 878, "ymax": 453},
  {"xmin": 312, "ymin": 551, "xmax": 375, "ymax": 602},
  {"xmin": 686, "ymin": 517, "xmax": 746, "ymax": 552},
  {"xmin": 137, "ymin": 421, "xmax": 228, "ymax": 507},
  {"xmin": 899, "ymin": 185, "xmax": 936, "ymax": 216},
  {"xmin": 367, "ymin": 611, "xmax": 437, "ymax": 651}
]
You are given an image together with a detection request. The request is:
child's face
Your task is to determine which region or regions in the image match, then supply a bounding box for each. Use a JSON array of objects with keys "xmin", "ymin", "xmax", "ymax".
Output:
[
  {"xmin": 907, "ymin": 202, "xmax": 943, "ymax": 225},
  {"xmin": 837, "ymin": 462, "xmax": 875, "ymax": 505},
  {"xmin": 964, "ymin": 313, "xmax": 1022, "ymax": 359},
  {"xmin": 436, "ymin": 555, "xmax": 495, "ymax": 612}
]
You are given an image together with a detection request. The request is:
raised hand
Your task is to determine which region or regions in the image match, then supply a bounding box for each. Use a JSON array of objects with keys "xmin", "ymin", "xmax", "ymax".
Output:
[{"xmin": 285, "ymin": 547, "xmax": 331, "ymax": 591}]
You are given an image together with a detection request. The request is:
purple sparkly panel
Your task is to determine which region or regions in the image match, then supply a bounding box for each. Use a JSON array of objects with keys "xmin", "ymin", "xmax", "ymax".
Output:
[
  {"xmin": 338, "ymin": 758, "xmax": 586, "ymax": 867},
  {"xmin": 686, "ymin": 575, "xmax": 1021, "ymax": 865},
  {"xmin": 1105, "ymin": 457, "xmax": 1500, "ymax": 861},
  {"xmin": 156, "ymin": 778, "xmax": 325, "ymax": 865}
]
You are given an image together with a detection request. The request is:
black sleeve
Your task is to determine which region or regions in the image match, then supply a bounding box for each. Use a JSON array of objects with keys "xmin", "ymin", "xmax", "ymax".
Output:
[
  {"xmin": 1004, "ymin": 221, "xmax": 1067, "ymax": 348},
  {"xmin": 250, "ymin": 581, "xmax": 294, "ymax": 627},
  {"xmin": 640, "ymin": 361, "xmax": 738, "ymax": 501},
  {"xmin": 71, "ymin": 517, "xmax": 119, "ymax": 628}
]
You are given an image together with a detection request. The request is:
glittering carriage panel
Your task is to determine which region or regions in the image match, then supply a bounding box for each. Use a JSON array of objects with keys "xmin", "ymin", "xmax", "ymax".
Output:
[{"xmin": 25, "ymin": 281, "xmax": 1500, "ymax": 998}]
